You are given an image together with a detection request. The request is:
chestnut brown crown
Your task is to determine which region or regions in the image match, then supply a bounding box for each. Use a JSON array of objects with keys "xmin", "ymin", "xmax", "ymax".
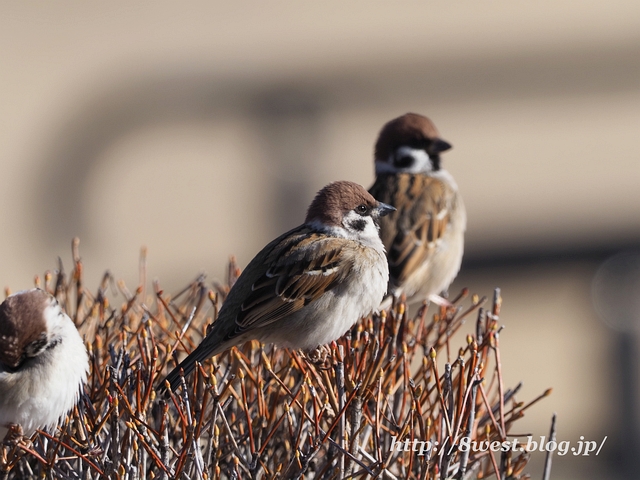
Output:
[
  {"xmin": 305, "ymin": 181, "xmax": 381, "ymax": 227},
  {"xmin": 374, "ymin": 113, "xmax": 452, "ymax": 163},
  {"xmin": 0, "ymin": 289, "xmax": 50, "ymax": 369}
]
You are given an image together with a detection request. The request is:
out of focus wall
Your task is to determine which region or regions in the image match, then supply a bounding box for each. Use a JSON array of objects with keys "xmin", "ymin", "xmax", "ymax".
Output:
[{"xmin": 1, "ymin": 2, "xmax": 639, "ymax": 478}]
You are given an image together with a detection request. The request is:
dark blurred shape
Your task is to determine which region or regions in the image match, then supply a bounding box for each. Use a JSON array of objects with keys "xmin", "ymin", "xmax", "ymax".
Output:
[
  {"xmin": 593, "ymin": 252, "xmax": 640, "ymax": 333},
  {"xmin": 592, "ymin": 251, "xmax": 640, "ymax": 479},
  {"xmin": 253, "ymin": 88, "xmax": 324, "ymax": 233}
]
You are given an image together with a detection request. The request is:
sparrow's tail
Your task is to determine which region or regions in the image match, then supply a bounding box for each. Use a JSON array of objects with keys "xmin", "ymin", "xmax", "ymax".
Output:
[{"xmin": 158, "ymin": 337, "xmax": 226, "ymax": 395}]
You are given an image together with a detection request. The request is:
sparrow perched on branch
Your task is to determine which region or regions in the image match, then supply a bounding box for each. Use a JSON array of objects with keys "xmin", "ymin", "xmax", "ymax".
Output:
[
  {"xmin": 0, "ymin": 289, "xmax": 88, "ymax": 440},
  {"xmin": 368, "ymin": 113, "xmax": 466, "ymax": 305},
  {"xmin": 162, "ymin": 180, "xmax": 394, "ymax": 392}
]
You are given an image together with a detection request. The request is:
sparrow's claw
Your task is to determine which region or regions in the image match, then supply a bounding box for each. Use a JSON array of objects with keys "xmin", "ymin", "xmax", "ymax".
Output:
[
  {"xmin": 305, "ymin": 344, "xmax": 332, "ymax": 369},
  {"xmin": 1, "ymin": 423, "xmax": 24, "ymax": 446},
  {"xmin": 428, "ymin": 294, "xmax": 454, "ymax": 308}
]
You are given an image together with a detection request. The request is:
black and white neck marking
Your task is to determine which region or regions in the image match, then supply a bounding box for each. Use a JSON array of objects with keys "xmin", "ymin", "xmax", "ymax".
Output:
[{"xmin": 375, "ymin": 146, "xmax": 441, "ymax": 175}]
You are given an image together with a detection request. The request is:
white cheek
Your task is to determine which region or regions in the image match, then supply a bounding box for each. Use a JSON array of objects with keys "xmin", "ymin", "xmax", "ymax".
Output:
[
  {"xmin": 375, "ymin": 147, "xmax": 433, "ymax": 174},
  {"xmin": 395, "ymin": 146, "xmax": 432, "ymax": 173},
  {"xmin": 43, "ymin": 302, "xmax": 65, "ymax": 339},
  {"xmin": 360, "ymin": 217, "xmax": 379, "ymax": 239},
  {"xmin": 342, "ymin": 211, "xmax": 383, "ymax": 249}
]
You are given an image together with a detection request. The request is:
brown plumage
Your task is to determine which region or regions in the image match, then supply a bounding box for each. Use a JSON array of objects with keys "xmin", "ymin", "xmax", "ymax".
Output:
[
  {"xmin": 305, "ymin": 180, "xmax": 379, "ymax": 226},
  {"xmin": 236, "ymin": 229, "xmax": 355, "ymax": 331},
  {"xmin": 0, "ymin": 289, "xmax": 50, "ymax": 369},
  {"xmin": 160, "ymin": 181, "xmax": 394, "ymax": 392},
  {"xmin": 369, "ymin": 113, "xmax": 466, "ymax": 303}
]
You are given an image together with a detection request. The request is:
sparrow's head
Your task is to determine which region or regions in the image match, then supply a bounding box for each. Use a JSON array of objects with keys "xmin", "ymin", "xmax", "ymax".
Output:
[
  {"xmin": 305, "ymin": 181, "xmax": 395, "ymax": 242},
  {"xmin": 0, "ymin": 289, "xmax": 65, "ymax": 370},
  {"xmin": 374, "ymin": 113, "xmax": 452, "ymax": 175}
]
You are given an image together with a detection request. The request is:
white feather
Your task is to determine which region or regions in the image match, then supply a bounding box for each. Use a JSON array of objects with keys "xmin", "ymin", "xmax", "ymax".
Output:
[
  {"xmin": 0, "ymin": 301, "xmax": 88, "ymax": 438},
  {"xmin": 375, "ymin": 146, "xmax": 433, "ymax": 174}
]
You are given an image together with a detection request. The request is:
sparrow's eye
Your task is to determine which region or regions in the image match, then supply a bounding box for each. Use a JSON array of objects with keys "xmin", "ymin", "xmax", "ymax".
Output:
[{"xmin": 355, "ymin": 204, "xmax": 369, "ymax": 215}]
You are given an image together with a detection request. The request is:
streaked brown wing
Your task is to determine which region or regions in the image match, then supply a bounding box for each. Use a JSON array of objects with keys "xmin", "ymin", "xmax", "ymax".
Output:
[
  {"xmin": 370, "ymin": 174, "xmax": 452, "ymax": 285},
  {"xmin": 235, "ymin": 231, "xmax": 354, "ymax": 331}
]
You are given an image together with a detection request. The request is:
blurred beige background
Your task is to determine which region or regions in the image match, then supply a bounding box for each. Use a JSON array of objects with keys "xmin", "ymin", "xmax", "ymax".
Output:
[{"xmin": 1, "ymin": 2, "xmax": 639, "ymax": 478}]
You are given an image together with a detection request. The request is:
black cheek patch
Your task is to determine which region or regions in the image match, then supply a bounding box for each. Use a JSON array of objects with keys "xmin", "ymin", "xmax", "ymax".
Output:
[
  {"xmin": 25, "ymin": 332, "xmax": 48, "ymax": 358},
  {"xmin": 350, "ymin": 219, "xmax": 367, "ymax": 232},
  {"xmin": 394, "ymin": 155, "xmax": 414, "ymax": 169}
]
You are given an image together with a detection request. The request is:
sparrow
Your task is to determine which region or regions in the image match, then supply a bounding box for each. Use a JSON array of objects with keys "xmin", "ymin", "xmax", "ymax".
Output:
[
  {"xmin": 0, "ymin": 289, "xmax": 89, "ymax": 440},
  {"xmin": 368, "ymin": 113, "xmax": 466, "ymax": 305},
  {"xmin": 162, "ymin": 180, "xmax": 394, "ymax": 392}
]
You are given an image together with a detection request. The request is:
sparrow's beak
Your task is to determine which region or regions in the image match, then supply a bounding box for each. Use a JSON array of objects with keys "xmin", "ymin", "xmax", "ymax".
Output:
[
  {"xmin": 430, "ymin": 138, "xmax": 452, "ymax": 154},
  {"xmin": 375, "ymin": 202, "xmax": 396, "ymax": 217}
]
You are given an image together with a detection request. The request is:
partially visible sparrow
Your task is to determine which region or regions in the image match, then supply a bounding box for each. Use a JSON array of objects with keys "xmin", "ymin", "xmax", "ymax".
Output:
[
  {"xmin": 368, "ymin": 113, "xmax": 466, "ymax": 305},
  {"xmin": 0, "ymin": 289, "xmax": 88, "ymax": 439},
  {"xmin": 162, "ymin": 181, "xmax": 394, "ymax": 392}
]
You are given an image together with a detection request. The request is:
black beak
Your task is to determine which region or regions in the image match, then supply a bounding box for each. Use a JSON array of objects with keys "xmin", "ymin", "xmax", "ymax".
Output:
[
  {"xmin": 376, "ymin": 202, "xmax": 396, "ymax": 217},
  {"xmin": 431, "ymin": 138, "xmax": 452, "ymax": 154}
]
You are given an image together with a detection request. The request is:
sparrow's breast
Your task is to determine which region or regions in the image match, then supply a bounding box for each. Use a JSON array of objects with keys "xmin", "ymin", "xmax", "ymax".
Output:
[
  {"xmin": 370, "ymin": 171, "xmax": 466, "ymax": 301},
  {"xmin": 263, "ymin": 243, "xmax": 389, "ymax": 350}
]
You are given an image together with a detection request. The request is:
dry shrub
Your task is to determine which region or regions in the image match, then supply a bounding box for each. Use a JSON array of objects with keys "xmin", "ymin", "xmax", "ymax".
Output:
[{"xmin": 0, "ymin": 241, "xmax": 550, "ymax": 479}]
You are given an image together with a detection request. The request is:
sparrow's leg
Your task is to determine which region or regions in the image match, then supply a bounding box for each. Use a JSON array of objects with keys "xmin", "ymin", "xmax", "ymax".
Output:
[
  {"xmin": 427, "ymin": 294, "xmax": 453, "ymax": 308},
  {"xmin": 304, "ymin": 344, "xmax": 332, "ymax": 369},
  {"xmin": 1, "ymin": 423, "xmax": 24, "ymax": 446},
  {"xmin": 378, "ymin": 294, "xmax": 394, "ymax": 311}
]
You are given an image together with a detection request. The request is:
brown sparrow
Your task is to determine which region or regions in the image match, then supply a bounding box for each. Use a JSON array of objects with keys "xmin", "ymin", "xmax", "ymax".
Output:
[
  {"xmin": 368, "ymin": 113, "xmax": 466, "ymax": 305},
  {"xmin": 0, "ymin": 289, "xmax": 88, "ymax": 439},
  {"xmin": 162, "ymin": 181, "xmax": 394, "ymax": 392}
]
